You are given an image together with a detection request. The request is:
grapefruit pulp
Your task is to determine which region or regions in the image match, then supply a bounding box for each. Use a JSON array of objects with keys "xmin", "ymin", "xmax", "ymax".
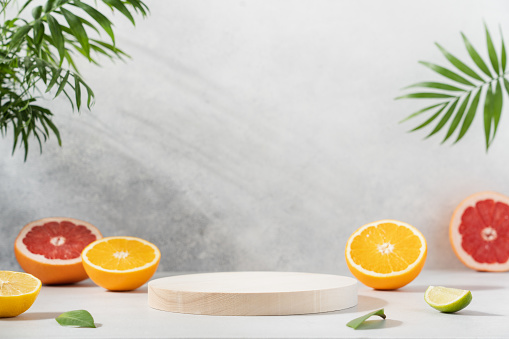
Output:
[
  {"xmin": 450, "ymin": 191, "xmax": 509, "ymax": 271},
  {"xmin": 14, "ymin": 217, "xmax": 102, "ymax": 284}
]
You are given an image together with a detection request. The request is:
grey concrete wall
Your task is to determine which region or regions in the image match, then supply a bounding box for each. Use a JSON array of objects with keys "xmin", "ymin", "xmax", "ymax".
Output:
[{"xmin": 2, "ymin": 0, "xmax": 509, "ymax": 274}]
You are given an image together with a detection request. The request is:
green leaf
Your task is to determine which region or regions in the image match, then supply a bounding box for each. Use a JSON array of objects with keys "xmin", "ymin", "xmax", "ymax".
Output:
[
  {"xmin": 404, "ymin": 82, "xmax": 464, "ymax": 92},
  {"xmin": 46, "ymin": 67, "xmax": 62, "ymax": 92},
  {"xmin": 74, "ymin": 76, "xmax": 82, "ymax": 110},
  {"xmin": 45, "ymin": 15, "xmax": 65, "ymax": 64},
  {"xmin": 442, "ymin": 92, "xmax": 471, "ymax": 143},
  {"xmin": 103, "ymin": 0, "xmax": 135, "ymax": 25},
  {"xmin": 9, "ymin": 25, "xmax": 32, "ymax": 50},
  {"xmin": 427, "ymin": 98, "xmax": 459, "ymax": 138},
  {"xmin": 491, "ymin": 79, "xmax": 503, "ymax": 146},
  {"xmin": 61, "ymin": 8, "xmax": 90, "ymax": 59},
  {"xmin": 456, "ymin": 88, "xmax": 482, "ymax": 143},
  {"xmin": 411, "ymin": 104, "xmax": 447, "ymax": 132},
  {"xmin": 44, "ymin": 0, "xmax": 56, "ymax": 13},
  {"xmin": 33, "ymin": 21, "xmax": 45, "ymax": 53},
  {"xmin": 419, "ymin": 61, "xmax": 474, "ymax": 86},
  {"xmin": 462, "ymin": 32, "xmax": 493, "ymax": 78},
  {"xmin": 72, "ymin": 2, "xmax": 115, "ymax": 43},
  {"xmin": 399, "ymin": 102, "xmax": 447, "ymax": 123},
  {"xmin": 483, "ymin": 84, "xmax": 494, "ymax": 149},
  {"xmin": 485, "ymin": 24, "xmax": 500, "ymax": 75},
  {"xmin": 55, "ymin": 70, "xmax": 70, "ymax": 98},
  {"xmin": 501, "ymin": 28, "xmax": 507, "ymax": 73},
  {"xmin": 55, "ymin": 310, "xmax": 96, "ymax": 328},
  {"xmin": 346, "ymin": 309, "xmax": 386, "ymax": 330},
  {"xmin": 396, "ymin": 92, "xmax": 456, "ymax": 100},
  {"xmin": 435, "ymin": 43, "xmax": 483, "ymax": 81},
  {"xmin": 32, "ymin": 5, "xmax": 43, "ymax": 19}
]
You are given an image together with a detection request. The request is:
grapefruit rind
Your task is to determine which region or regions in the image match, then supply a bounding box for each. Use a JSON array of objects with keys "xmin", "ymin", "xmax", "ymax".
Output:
[
  {"xmin": 14, "ymin": 217, "xmax": 103, "ymax": 284},
  {"xmin": 449, "ymin": 191, "xmax": 509, "ymax": 272},
  {"xmin": 345, "ymin": 219, "xmax": 427, "ymax": 290}
]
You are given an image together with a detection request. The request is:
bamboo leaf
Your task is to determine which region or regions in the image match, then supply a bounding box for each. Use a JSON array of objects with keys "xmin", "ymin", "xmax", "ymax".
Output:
[
  {"xmin": 456, "ymin": 88, "xmax": 482, "ymax": 143},
  {"xmin": 32, "ymin": 5, "xmax": 42, "ymax": 20},
  {"xmin": 72, "ymin": 2, "xmax": 115, "ymax": 43},
  {"xmin": 404, "ymin": 82, "xmax": 464, "ymax": 92},
  {"xmin": 33, "ymin": 21, "xmax": 45, "ymax": 53},
  {"xmin": 462, "ymin": 32, "xmax": 493, "ymax": 78},
  {"xmin": 442, "ymin": 92, "xmax": 471, "ymax": 143},
  {"xmin": 485, "ymin": 24, "xmax": 500, "ymax": 75},
  {"xmin": 46, "ymin": 67, "xmax": 62, "ymax": 92},
  {"xmin": 41, "ymin": 114, "xmax": 62, "ymax": 146},
  {"xmin": 61, "ymin": 8, "xmax": 90, "ymax": 59},
  {"xmin": 103, "ymin": 0, "xmax": 135, "ymax": 25},
  {"xmin": 410, "ymin": 105, "xmax": 447, "ymax": 132},
  {"xmin": 399, "ymin": 102, "xmax": 447, "ymax": 123},
  {"xmin": 435, "ymin": 43, "xmax": 483, "ymax": 81},
  {"xmin": 9, "ymin": 25, "xmax": 32, "ymax": 50},
  {"xmin": 55, "ymin": 70, "xmax": 70, "ymax": 98},
  {"xmin": 45, "ymin": 15, "xmax": 65, "ymax": 64},
  {"xmin": 427, "ymin": 99, "xmax": 459, "ymax": 138},
  {"xmin": 419, "ymin": 61, "xmax": 474, "ymax": 86},
  {"xmin": 396, "ymin": 92, "xmax": 456, "ymax": 100},
  {"xmin": 74, "ymin": 76, "xmax": 82, "ymax": 111}
]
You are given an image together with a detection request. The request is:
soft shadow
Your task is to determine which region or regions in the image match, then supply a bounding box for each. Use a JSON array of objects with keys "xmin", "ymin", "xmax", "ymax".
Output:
[
  {"xmin": 449, "ymin": 310, "xmax": 503, "ymax": 317},
  {"xmin": 44, "ymin": 280, "xmax": 97, "ymax": 288},
  {"xmin": 105, "ymin": 285, "xmax": 148, "ymax": 294},
  {"xmin": 0, "ymin": 312, "xmax": 62, "ymax": 321},
  {"xmin": 397, "ymin": 285, "xmax": 504, "ymax": 293},
  {"xmin": 354, "ymin": 319, "xmax": 402, "ymax": 330},
  {"xmin": 312, "ymin": 295, "xmax": 388, "ymax": 315}
]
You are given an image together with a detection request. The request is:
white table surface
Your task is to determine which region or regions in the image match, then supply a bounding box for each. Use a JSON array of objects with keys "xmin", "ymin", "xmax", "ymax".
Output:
[{"xmin": 1, "ymin": 269, "xmax": 508, "ymax": 339}]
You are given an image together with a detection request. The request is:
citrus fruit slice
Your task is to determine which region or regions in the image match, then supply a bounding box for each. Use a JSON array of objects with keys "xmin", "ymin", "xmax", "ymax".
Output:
[
  {"xmin": 14, "ymin": 217, "xmax": 103, "ymax": 285},
  {"xmin": 81, "ymin": 236, "xmax": 161, "ymax": 291},
  {"xmin": 0, "ymin": 271, "xmax": 42, "ymax": 317},
  {"xmin": 424, "ymin": 286, "xmax": 472, "ymax": 313},
  {"xmin": 450, "ymin": 191, "xmax": 509, "ymax": 272},
  {"xmin": 345, "ymin": 219, "xmax": 427, "ymax": 290}
]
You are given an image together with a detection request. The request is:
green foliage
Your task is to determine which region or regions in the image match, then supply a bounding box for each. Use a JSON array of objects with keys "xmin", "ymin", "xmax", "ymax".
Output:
[
  {"xmin": 0, "ymin": 0, "xmax": 148, "ymax": 160},
  {"xmin": 397, "ymin": 24, "xmax": 508, "ymax": 151}
]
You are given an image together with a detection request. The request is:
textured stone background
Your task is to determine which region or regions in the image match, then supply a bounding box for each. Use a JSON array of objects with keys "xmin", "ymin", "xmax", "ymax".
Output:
[{"xmin": 1, "ymin": 0, "xmax": 509, "ymax": 275}]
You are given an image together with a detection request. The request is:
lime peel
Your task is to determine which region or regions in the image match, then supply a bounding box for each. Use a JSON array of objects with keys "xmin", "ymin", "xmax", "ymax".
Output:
[{"xmin": 424, "ymin": 286, "xmax": 472, "ymax": 313}]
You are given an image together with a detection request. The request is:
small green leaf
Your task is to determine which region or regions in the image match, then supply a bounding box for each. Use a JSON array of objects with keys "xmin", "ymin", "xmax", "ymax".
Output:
[
  {"xmin": 435, "ymin": 43, "xmax": 483, "ymax": 81},
  {"xmin": 491, "ymin": 79, "xmax": 503, "ymax": 146},
  {"xmin": 32, "ymin": 5, "xmax": 43, "ymax": 20},
  {"xmin": 103, "ymin": 0, "xmax": 136, "ymax": 25},
  {"xmin": 346, "ymin": 309, "xmax": 386, "ymax": 330},
  {"xmin": 501, "ymin": 27, "xmax": 507, "ymax": 73},
  {"xmin": 75, "ymin": 76, "xmax": 82, "ymax": 110},
  {"xmin": 456, "ymin": 88, "xmax": 482, "ymax": 143},
  {"xmin": 485, "ymin": 24, "xmax": 500, "ymax": 75},
  {"xmin": 462, "ymin": 32, "xmax": 493, "ymax": 78},
  {"xmin": 427, "ymin": 98, "xmax": 459, "ymax": 138},
  {"xmin": 46, "ymin": 15, "xmax": 65, "ymax": 64},
  {"xmin": 411, "ymin": 105, "xmax": 447, "ymax": 132},
  {"xmin": 399, "ymin": 102, "xmax": 447, "ymax": 123},
  {"xmin": 419, "ymin": 61, "xmax": 474, "ymax": 86},
  {"xmin": 404, "ymin": 82, "xmax": 464, "ymax": 92},
  {"xmin": 9, "ymin": 25, "xmax": 32, "ymax": 50},
  {"xmin": 55, "ymin": 310, "xmax": 96, "ymax": 328},
  {"xmin": 72, "ymin": 2, "xmax": 115, "ymax": 43},
  {"xmin": 61, "ymin": 8, "xmax": 90, "ymax": 59},
  {"xmin": 442, "ymin": 92, "xmax": 471, "ymax": 143},
  {"xmin": 396, "ymin": 92, "xmax": 456, "ymax": 100},
  {"xmin": 483, "ymin": 84, "xmax": 494, "ymax": 150}
]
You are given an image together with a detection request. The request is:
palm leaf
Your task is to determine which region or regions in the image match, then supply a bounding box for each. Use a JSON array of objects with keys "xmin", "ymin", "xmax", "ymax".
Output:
[
  {"xmin": 461, "ymin": 32, "xmax": 493, "ymax": 78},
  {"xmin": 435, "ymin": 43, "xmax": 483, "ymax": 81},
  {"xmin": 399, "ymin": 102, "xmax": 447, "ymax": 123},
  {"xmin": 500, "ymin": 27, "xmax": 507, "ymax": 72},
  {"xmin": 455, "ymin": 88, "xmax": 482, "ymax": 143},
  {"xmin": 396, "ymin": 92, "xmax": 456, "ymax": 100},
  {"xmin": 403, "ymin": 82, "xmax": 464, "ymax": 92},
  {"xmin": 418, "ymin": 61, "xmax": 474, "ymax": 86},
  {"xmin": 442, "ymin": 92, "xmax": 471, "ymax": 143},
  {"xmin": 410, "ymin": 105, "xmax": 446, "ymax": 132},
  {"xmin": 485, "ymin": 24, "xmax": 500, "ymax": 75},
  {"xmin": 427, "ymin": 99, "xmax": 459, "ymax": 138}
]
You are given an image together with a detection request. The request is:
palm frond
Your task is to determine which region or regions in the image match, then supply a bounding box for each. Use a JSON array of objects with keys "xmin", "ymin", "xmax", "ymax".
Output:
[{"xmin": 398, "ymin": 24, "xmax": 508, "ymax": 151}]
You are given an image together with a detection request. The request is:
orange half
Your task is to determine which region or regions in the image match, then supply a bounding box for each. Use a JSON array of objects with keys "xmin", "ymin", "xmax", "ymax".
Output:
[
  {"xmin": 81, "ymin": 236, "xmax": 161, "ymax": 291},
  {"xmin": 345, "ymin": 219, "xmax": 427, "ymax": 290}
]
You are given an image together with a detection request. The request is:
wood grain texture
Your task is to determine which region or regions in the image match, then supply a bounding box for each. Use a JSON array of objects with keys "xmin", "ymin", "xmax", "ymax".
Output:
[{"xmin": 148, "ymin": 272, "xmax": 357, "ymax": 316}]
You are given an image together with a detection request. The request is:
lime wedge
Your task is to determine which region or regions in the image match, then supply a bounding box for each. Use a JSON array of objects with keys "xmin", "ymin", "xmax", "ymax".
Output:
[{"xmin": 424, "ymin": 286, "xmax": 472, "ymax": 313}]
